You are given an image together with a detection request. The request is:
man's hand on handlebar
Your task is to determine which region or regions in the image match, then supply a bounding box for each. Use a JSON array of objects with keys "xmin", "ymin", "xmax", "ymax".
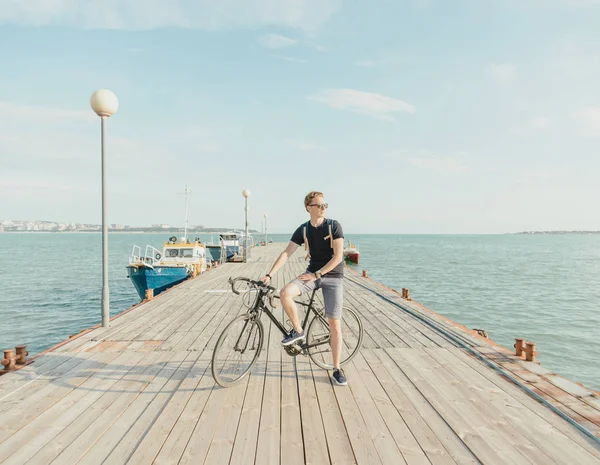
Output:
[{"xmin": 258, "ymin": 275, "xmax": 271, "ymax": 284}]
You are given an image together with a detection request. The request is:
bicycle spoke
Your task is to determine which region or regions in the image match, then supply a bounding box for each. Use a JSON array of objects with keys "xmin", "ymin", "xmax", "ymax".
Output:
[
  {"xmin": 212, "ymin": 315, "xmax": 263, "ymax": 386},
  {"xmin": 306, "ymin": 306, "xmax": 364, "ymax": 370}
]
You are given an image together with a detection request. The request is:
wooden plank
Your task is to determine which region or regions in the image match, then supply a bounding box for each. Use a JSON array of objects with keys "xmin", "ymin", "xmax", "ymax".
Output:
[
  {"xmin": 101, "ymin": 351, "xmax": 198, "ymax": 464},
  {"xmin": 27, "ymin": 350, "xmax": 164, "ymax": 465},
  {"xmin": 76, "ymin": 351, "xmax": 188, "ymax": 465},
  {"xmin": 0, "ymin": 352, "xmax": 96, "ymax": 416},
  {"xmin": 310, "ymin": 360, "xmax": 357, "ymax": 465},
  {"xmin": 427, "ymin": 347, "xmax": 600, "ymax": 465},
  {"xmin": 296, "ymin": 351, "xmax": 329, "ymax": 465},
  {"xmin": 122, "ymin": 351, "xmax": 211, "ymax": 464},
  {"xmin": 445, "ymin": 347, "xmax": 600, "ymax": 461},
  {"xmin": 351, "ymin": 352, "xmax": 431, "ymax": 465},
  {"xmin": 361, "ymin": 349, "xmax": 460, "ymax": 465},
  {"xmin": 136, "ymin": 294, "xmax": 210, "ymax": 341},
  {"xmin": 391, "ymin": 348, "xmax": 543, "ymax": 465},
  {"xmin": 150, "ymin": 358, "xmax": 219, "ymax": 464},
  {"xmin": 89, "ymin": 288, "xmax": 190, "ymax": 342},
  {"xmin": 0, "ymin": 350, "xmax": 144, "ymax": 464},
  {"xmin": 363, "ymin": 290, "xmax": 454, "ymax": 348},
  {"xmin": 175, "ymin": 374, "xmax": 237, "ymax": 464},
  {"xmin": 228, "ymin": 358, "xmax": 268, "ymax": 465},
  {"xmin": 475, "ymin": 347, "xmax": 600, "ymax": 433},
  {"xmin": 255, "ymin": 313, "xmax": 283, "ymax": 465},
  {"xmin": 346, "ymin": 290, "xmax": 421, "ymax": 348},
  {"xmin": 332, "ymin": 360, "xmax": 383, "ymax": 465},
  {"xmin": 279, "ymin": 355, "xmax": 304, "ymax": 465},
  {"xmin": 0, "ymin": 352, "xmax": 120, "ymax": 443},
  {"xmin": 203, "ymin": 365, "xmax": 252, "ymax": 464},
  {"xmin": 371, "ymin": 349, "xmax": 480, "ymax": 465},
  {"xmin": 341, "ymin": 356, "xmax": 408, "ymax": 465},
  {"xmin": 343, "ymin": 292, "xmax": 406, "ymax": 348}
]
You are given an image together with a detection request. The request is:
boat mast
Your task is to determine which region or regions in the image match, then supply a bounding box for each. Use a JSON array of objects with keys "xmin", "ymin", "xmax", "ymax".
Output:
[{"xmin": 184, "ymin": 186, "xmax": 190, "ymax": 242}]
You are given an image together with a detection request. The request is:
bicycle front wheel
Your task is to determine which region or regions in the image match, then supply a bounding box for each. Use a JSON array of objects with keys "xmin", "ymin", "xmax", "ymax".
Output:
[
  {"xmin": 212, "ymin": 314, "xmax": 264, "ymax": 387},
  {"xmin": 306, "ymin": 306, "xmax": 363, "ymax": 370}
]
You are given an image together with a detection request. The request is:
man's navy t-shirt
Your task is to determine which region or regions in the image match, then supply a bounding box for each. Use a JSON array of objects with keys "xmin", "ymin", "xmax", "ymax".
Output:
[{"xmin": 290, "ymin": 219, "xmax": 344, "ymax": 277}]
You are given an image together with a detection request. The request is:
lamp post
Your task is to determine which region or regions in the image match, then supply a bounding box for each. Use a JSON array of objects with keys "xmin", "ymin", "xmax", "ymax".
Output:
[
  {"xmin": 242, "ymin": 189, "xmax": 250, "ymax": 262},
  {"xmin": 264, "ymin": 213, "xmax": 267, "ymax": 246},
  {"xmin": 90, "ymin": 89, "xmax": 119, "ymax": 328}
]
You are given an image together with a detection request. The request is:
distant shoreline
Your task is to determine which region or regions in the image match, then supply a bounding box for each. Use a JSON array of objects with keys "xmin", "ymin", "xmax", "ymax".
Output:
[
  {"xmin": 512, "ymin": 231, "xmax": 600, "ymax": 235},
  {"xmin": 0, "ymin": 230, "xmax": 261, "ymax": 235}
]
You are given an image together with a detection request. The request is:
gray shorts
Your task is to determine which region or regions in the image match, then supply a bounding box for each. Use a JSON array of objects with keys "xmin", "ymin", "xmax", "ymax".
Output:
[{"xmin": 289, "ymin": 274, "xmax": 344, "ymax": 319}]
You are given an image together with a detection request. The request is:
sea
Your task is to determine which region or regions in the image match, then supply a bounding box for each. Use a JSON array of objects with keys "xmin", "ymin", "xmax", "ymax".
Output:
[{"xmin": 0, "ymin": 232, "xmax": 598, "ymax": 391}]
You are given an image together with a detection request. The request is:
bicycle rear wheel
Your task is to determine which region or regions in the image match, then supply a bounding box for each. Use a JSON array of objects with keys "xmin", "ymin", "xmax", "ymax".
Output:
[
  {"xmin": 306, "ymin": 306, "xmax": 363, "ymax": 370},
  {"xmin": 212, "ymin": 314, "xmax": 264, "ymax": 387}
]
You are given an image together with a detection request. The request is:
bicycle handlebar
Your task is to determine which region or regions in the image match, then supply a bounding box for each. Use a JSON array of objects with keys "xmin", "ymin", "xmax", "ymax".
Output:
[{"xmin": 229, "ymin": 277, "xmax": 276, "ymax": 295}]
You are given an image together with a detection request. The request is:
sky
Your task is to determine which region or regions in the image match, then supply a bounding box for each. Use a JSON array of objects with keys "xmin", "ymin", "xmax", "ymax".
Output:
[{"xmin": 0, "ymin": 0, "xmax": 599, "ymax": 234}]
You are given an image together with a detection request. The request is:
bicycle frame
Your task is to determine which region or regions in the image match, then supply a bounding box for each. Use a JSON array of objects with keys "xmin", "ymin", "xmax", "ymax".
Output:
[{"xmin": 250, "ymin": 286, "xmax": 329, "ymax": 350}]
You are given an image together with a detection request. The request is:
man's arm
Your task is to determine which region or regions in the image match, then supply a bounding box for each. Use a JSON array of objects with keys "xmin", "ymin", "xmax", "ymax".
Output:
[
  {"xmin": 260, "ymin": 241, "xmax": 299, "ymax": 282},
  {"xmin": 318, "ymin": 237, "xmax": 344, "ymax": 275},
  {"xmin": 297, "ymin": 237, "xmax": 343, "ymax": 282}
]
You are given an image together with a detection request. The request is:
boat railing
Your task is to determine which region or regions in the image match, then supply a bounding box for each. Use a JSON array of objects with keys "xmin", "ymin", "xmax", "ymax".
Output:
[
  {"xmin": 128, "ymin": 245, "xmax": 142, "ymax": 264},
  {"xmin": 144, "ymin": 245, "xmax": 164, "ymax": 264}
]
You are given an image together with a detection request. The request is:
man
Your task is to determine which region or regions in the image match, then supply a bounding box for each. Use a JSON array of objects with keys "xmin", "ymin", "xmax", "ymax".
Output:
[{"xmin": 260, "ymin": 191, "xmax": 347, "ymax": 386}]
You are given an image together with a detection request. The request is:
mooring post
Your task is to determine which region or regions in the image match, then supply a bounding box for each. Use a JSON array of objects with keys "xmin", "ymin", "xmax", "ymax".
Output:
[
  {"xmin": 514, "ymin": 338, "xmax": 525, "ymax": 358},
  {"xmin": 15, "ymin": 345, "xmax": 28, "ymax": 365},
  {"xmin": 525, "ymin": 342, "xmax": 537, "ymax": 362},
  {"xmin": 1, "ymin": 350, "xmax": 16, "ymax": 371}
]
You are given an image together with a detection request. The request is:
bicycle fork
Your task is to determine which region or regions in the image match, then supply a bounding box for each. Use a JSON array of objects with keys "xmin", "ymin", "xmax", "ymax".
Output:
[{"xmin": 234, "ymin": 319, "xmax": 260, "ymax": 353}]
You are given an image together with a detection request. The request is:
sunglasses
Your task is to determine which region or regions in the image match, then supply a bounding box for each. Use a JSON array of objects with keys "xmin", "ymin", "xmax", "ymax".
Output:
[{"xmin": 309, "ymin": 203, "xmax": 328, "ymax": 209}]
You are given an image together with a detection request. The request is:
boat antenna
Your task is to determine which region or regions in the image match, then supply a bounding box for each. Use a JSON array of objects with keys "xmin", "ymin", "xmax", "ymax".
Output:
[{"xmin": 179, "ymin": 186, "xmax": 192, "ymax": 242}]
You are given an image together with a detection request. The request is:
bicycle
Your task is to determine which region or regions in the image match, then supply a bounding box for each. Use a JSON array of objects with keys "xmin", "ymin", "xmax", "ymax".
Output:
[{"xmin": 211, "ymin": 277, "xmax": 364, "ymax": 387}]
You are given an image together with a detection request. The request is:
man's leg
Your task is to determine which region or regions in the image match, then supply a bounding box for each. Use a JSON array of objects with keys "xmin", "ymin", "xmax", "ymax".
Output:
[
  {"xmin": 279, "ymin": 283, "xmax": 303, "ymax": 333},
  {"xmin": 321, "ymin": 277, "xmax": 344, "ymax": 370},
  {"xmin": 328, "ymin": 317, "xmax": 342, "ymax": 369}
]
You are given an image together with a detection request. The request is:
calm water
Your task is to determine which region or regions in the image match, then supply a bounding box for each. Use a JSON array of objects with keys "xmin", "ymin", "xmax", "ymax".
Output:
[{"xmin": 0, "ymin": 232, "xmax": 598, "ymax": 390}]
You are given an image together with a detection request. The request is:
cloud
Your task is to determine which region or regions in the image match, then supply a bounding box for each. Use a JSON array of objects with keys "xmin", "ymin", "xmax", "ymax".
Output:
[
  {"xmin": 355, "ymin": 60, "xmax": 376, "ymax": 68},
  {"xmin": 387, "ymin": 150, "xmax": 469, "ymax": 173},
  {"xmin": 259, "ymin": 34, "xmax": 297, "ymax": 49},
  {"xmin": 0, "ymin": 101, "xmax": 96, "ymax": 124},
  {"xmin": 511, "ymin": 116, "xmax": 550, "ymax": 134},
  {"xmin": 504, "ymin": 0, "xmax": 600, "ymax": 7},
  {"xmin": 532, "ymin": 116, "xmax": 549, "ymax": 129},
  {"xmin": 308, "ymin": 89, "xmax": 415, "ymax": 121},
  {"xmin": 0, "ymin": 0, "xmax": 342, "ymax": 32},
  {"xmin": 490, "ymin": 62, "xmax": 517, "ymax": 82},
  {"xmin": 575, "ymin": 107, "xmax": 600, "ymax": 136},
  {"xmin": 287, "ymin": 139, "xmax": 317, "ymax": 151},
  {"xmin": 274, "ymin": 55, "xmax": 307, "ymax": 63}
]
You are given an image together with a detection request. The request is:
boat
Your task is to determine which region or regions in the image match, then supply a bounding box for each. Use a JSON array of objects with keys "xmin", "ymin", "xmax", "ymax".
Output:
[
  {"xmin": 126, "ymin": 187, "xmax": 212, "ymax": 300},
  {"xmin": 127, "ymin": 235, "xmax": 208, "ymax": 300},
  {"xmin": 219, "ymin": 232, "xmax": 243, "ymax": 261},
  {"xmin": 344, "ymin": 239, "xmax": 360, "ymax": 264}
]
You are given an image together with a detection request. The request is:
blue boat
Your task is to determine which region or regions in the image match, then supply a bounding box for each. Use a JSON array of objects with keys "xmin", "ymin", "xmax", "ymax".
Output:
[
  {"xmin": 126, "ymin": 236, "xmax": 209, "ymax": 300},
  {"xmin": 220, "ymin": 232, "xmax": 243, "ymax": 261}
]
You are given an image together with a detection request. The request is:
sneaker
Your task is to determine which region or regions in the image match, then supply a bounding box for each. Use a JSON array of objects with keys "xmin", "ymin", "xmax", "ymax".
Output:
[
  {"xmin": 281, "ymin": 329, "xmax": 305, "ymax": 346},
  {"xmin": 332, "ymin": 369, "xmax": 348, "ymax": 386}
]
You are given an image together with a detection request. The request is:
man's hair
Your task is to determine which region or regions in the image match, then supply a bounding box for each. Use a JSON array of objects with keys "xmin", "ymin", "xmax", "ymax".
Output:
[{"xmin": 304, "ymin": 191, "xmax": 324, "ymax": 208}]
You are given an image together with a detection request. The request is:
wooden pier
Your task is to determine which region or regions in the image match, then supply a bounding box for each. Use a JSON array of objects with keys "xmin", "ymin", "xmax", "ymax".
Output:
[{"xmin": 1, "ymin": 244, "xmax": 600, "ymax": 464}]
